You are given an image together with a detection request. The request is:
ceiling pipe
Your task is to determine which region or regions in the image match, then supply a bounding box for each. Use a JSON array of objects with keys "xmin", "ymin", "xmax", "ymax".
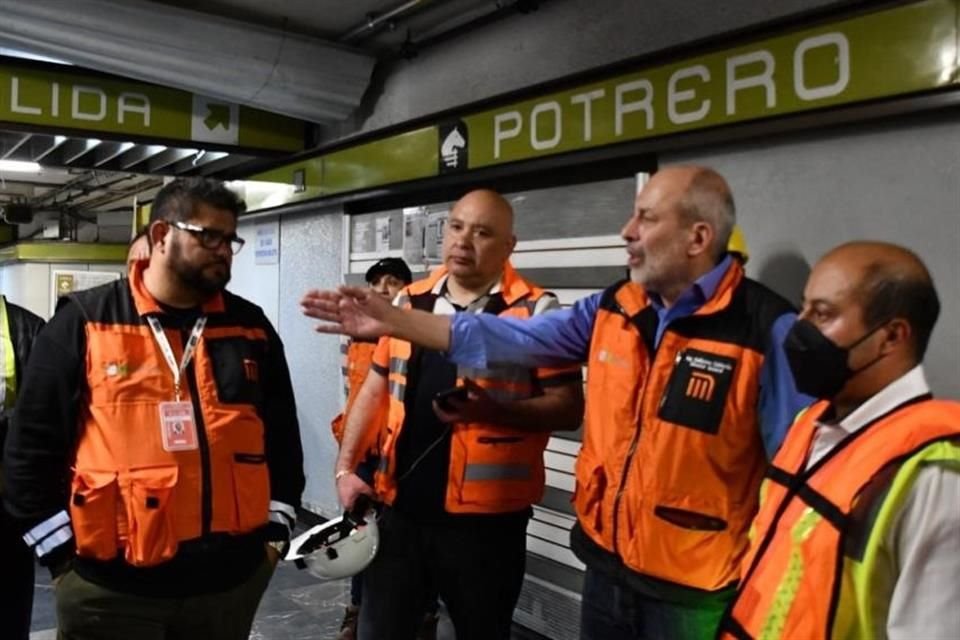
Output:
[
  {"xmin": 339, "ymin": 0, "xmax": 443, "ymax": 44},
  {"xmin": 391, "ymin": 0, "xmax": 543, "ymax": 59}
]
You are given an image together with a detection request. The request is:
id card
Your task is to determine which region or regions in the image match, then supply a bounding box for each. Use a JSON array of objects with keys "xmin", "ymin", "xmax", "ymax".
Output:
[{"xmin": 159, "ymin": 401, "xmax": 199, "ymax": 452}]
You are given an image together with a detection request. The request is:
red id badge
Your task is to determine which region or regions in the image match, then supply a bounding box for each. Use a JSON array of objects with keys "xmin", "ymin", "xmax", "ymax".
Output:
[{"xmin": 158, "ymin": 401, "xmax": 199, "ymax": 452}]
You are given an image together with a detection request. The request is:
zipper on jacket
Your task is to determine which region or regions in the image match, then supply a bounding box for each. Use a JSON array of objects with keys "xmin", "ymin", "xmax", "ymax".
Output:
[
  {"xmin": 185, "ymin": 360, "xmax": 212, "ymax": 536},
  {"xmin": 609, "ymin": 304, "xmax": 669, "ymax": 555}
]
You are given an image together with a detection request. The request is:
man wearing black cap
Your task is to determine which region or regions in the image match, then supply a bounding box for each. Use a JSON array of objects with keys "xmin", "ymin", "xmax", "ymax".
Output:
[
  {"xmin": 331, "ymin": 257, "xmax": 423, "ymax": 640},
  {"xmin": 365, "ymin": 258, "xmax": 413, "ymax": 300}
]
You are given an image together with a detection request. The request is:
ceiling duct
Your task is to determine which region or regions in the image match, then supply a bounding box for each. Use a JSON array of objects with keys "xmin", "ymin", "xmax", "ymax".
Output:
[
  {"xmin": 1, "ymin": 202, "xmax": 34, "ymax": 224},
  {"xmin": 0, "ymin": 0, "xmax": 376, "ymax": 125}
]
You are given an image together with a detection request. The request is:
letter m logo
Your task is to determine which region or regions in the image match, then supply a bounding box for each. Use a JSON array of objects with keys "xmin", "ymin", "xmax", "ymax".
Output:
[{"xmin": 685, "ymin": 371, "xmax": 715, "ymax": 402}]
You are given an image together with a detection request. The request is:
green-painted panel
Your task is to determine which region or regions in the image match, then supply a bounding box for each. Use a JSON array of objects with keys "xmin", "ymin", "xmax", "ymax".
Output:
[
  {"xmin": 238, "ymin": 106, "xmax": 305, "ymax": 153},
  {"xmin": 0, "ymin": 61, "xmax": 306, "ymax": 152},
  {"xmin": 242, "ymin": 0, "xmax": 958, "ymax": 210},
  {"xmin": 0, "ymin": 242, "xmax": 127, "ymax": 264},
  {"xmin": 321, "ymin": 127, "xmax": 438, "ymax": 195},
  {"xmin": 244, "ymin": 127, "xmax": 438, "ymax": 210},
  {"xmin": 464, "ymin": 0, "xmax": 958, "ymax": 166}
]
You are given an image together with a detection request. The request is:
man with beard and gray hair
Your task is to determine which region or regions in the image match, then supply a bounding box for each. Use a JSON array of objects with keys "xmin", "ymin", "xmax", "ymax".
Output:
[{"xmin": 2, "ymin": 178, "xmax": 304, "ymax": 640}]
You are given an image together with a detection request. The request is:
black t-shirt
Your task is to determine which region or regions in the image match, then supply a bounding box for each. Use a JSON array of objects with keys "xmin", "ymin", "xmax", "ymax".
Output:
[
  {"xmin": 390, "ymin": 293, "xmax": 531, "ymax": 527},
  {"xmin": 393, "ymin": 347, "xmax": 457, "ymax": 518}
]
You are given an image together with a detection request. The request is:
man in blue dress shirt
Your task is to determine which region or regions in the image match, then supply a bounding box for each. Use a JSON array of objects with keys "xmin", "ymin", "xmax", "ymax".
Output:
[{"xmin": 303, "ymin": 165, "xmax": 811, "ymax": 639}]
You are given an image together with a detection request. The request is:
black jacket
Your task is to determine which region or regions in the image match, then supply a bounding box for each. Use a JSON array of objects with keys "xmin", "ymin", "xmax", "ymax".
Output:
[
  {"xmin": 2, "ymin": 276, "xmax": 304, "ymax": 596},
  {"xmin": 0, "ymin": 297, "xmax": 44, "ymax": 456}
]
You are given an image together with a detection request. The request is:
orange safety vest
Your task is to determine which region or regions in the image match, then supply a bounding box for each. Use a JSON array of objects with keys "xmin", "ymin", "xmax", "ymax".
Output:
[
  {"xmin": 330, "ymin": 338, "xmax": 386, "ymax": 463},
  {"xmin": 721, "ymin": 397, "xmax": 960, "ymax": 640},
  {"xmin": 575, "ymin": 261, "xmax": 794, "ymax": 592},
  {"xmin": 375, "ymin": 263, "xmax": 573, "ymax": 514},
  {"xmin": 68, "ymin": 263, "xmax": 271, "ymax": 567}
]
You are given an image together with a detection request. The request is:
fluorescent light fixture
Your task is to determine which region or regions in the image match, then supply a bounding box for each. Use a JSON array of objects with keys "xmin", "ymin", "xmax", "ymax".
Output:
[
  {"xmin": 86, "ymin": 138, "xmax": 102, "ymax": 149},
  {"xmin": 0, "ymin": 47, "xmax": 71, "ymax": 66},
  {"xmin": 120, "ymin": 142, "xmax": 136, "ymax": 152},
  {"xmin": 54, "ymin": 135, "xmax": 67, "ymax": 145},
  {"xmin": 0, "ymin": 160, "xmax": 42, "ymax": 173}
]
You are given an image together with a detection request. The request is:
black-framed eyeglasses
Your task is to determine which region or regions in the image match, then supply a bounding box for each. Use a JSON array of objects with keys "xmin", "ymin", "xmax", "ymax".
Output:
[{"xmin": 169, "ymin": 220, "xmax": 245, "ymax": 255}]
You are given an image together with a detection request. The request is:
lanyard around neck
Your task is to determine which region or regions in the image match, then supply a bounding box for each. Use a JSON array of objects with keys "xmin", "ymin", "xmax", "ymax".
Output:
[{"xmin": 147, "ymin": 315, "xmax": 207, "ymax": 401}]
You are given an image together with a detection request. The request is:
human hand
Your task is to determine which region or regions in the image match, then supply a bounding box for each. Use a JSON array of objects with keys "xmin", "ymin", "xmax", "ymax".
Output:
[
  {"xmin": 265, "ymin": 542, "xmax": 283, "ymax": 566},
  {"xmin": 336, "ymin": 471, "xmax": 375, "ymax": 511},
  {"xmin": 301, "ymin": 286, "xmax": 395, "ymax": 340},
  {"xmin": 432, "ymin": 379, "xmax": 500, "ymax": 424}
]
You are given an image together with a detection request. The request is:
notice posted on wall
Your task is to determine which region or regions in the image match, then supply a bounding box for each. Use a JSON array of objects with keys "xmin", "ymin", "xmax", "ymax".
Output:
[
  {"xmin": 423, "ymin": 210, "xmax": 448, "ymax": 264},
  {"xmin": 375, "ymin": 216, "xmax": 391, "ymax": 253},
  {"xmin": 402, "ymin": 206, "xmax": 427, "ymax": 266},
  {"xmin": 352, "ymin": 219, "xmax": 373, "ymax": 253},
  {"xmin": 50, "ymin": 270, "xmax": 121, "ymax": 316},
  {"xmin": 254, "ymin": 221, "xmax": 280, "ymax": 265}
]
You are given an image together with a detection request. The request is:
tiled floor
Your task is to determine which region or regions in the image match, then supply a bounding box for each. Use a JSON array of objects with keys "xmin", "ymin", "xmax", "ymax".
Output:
[
  {"xmin": 29, "ymin": 556, "xmax": 543, "ymax": 639},
  {"xmin": 29, "ymin": 559, "xmax": 457, "ymax": 640}
]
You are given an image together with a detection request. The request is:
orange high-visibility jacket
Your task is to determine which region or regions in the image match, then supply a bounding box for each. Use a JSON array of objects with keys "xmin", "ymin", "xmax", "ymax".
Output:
[
  {"xmin": 330, "ymin": 339, "xmax": 386, "ymax": 463},
  {"xmin": 373, "ymin": 263, "xmax": 580, "ymax": 514},
  {"xmin": 67, "ymin": 263, "xmax": 296, "ymax": 567},
  {"xmin": 720, "ymin": 397, "xmax": 960, "ymax": 640},
  {"xmin": 576, "ymin": 262, "xmax": 794, "ymax": 592}
]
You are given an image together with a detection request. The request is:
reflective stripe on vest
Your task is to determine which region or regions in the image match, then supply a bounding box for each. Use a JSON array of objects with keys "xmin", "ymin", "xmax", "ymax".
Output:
[
  {"xmin": 375, "ymin": 263, "xmax": 559, "ymax": 514},
  {"xmin": 724, "ymin": 398, "xmax": 960, "ymax": 640},
  {"xmin": 0, "ymin": 296, "xmax": 16, "ymax": 409},
  {"xmin": 759, "ymin": 507, "xmax": 822, "ymax": 640}
]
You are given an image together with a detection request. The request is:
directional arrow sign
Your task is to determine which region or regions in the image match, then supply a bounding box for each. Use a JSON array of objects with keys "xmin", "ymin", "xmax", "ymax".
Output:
[
  {"xmin": 192, "ymin": 95, "xmax": 238, "ymax": 145},
  {"xmin": 204, "ymin": 104, "xmax": 231, "ymax": 131}
]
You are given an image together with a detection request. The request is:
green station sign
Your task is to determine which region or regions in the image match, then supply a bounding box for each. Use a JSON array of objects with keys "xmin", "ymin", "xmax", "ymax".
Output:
[
  {"xmin": 0, "ymin": 61, "xmax": 306, "ymax": 152},
  {"xmin": 465, "ymin": 0, "xmax": 958, "ymax": 167},
  {"xmin": 246, "ymin": 0, "xmax": 959, "ymax": 208}
]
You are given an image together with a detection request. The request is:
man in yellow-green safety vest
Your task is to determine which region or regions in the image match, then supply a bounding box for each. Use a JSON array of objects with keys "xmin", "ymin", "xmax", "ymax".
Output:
[
  {"xmin": 0, "ymin": 295, "xmax": 44, "ymax": 640},
  {"xmin": 720, "ymin": 241, "xmax": 960, "ymax": 640}
]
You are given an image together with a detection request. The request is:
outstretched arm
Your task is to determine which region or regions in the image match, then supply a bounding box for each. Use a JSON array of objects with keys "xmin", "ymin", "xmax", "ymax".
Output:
[
  {"xmin": 302, "ymin": 286, "xmax": 452, "ymax": 350},
  {"xmin": 302, "ymin": 286, "xmax": 601, "ymax": 369}
]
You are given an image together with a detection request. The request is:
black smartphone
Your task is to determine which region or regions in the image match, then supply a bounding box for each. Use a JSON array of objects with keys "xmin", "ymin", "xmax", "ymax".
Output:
[{"xmin": 434, "ymin": 386, "xmax": 469, "ymax": 411}]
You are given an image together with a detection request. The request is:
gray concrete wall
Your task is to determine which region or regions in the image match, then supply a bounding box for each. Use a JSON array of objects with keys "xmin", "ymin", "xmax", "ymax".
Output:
[
  {"xmin": 229, "ymin": 206, "xmax": 346, "ymax": 517},
  {"xmin": 665, "ymin": 111, "xmax": 960, "ymax": 397},
  {"xmin": 349, "ymin": 0, "xmax": 851, "ymax": 137},
  {"xmin": 278, "ymin": 208, "xmax": 345, "ymax": 517}
]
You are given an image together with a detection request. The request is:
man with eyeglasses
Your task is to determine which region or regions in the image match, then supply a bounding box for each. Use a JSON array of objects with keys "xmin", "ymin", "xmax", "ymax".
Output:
[{"xmin": 2, "ymin": 178, "xmax": 304, "ymax": 640}]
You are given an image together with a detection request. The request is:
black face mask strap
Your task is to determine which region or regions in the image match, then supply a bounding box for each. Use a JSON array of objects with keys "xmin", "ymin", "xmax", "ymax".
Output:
[{"xmin": 844, "ymin": 320, "xmax": 891, "ymax": 377}]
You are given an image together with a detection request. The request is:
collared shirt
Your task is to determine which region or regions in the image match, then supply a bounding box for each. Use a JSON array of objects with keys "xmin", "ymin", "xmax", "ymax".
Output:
[
  {"xmin": 648, "ymin": 254, "xmax": 733, "ymax": 347},
  {"xmin": 807, "ymin": 365, "xmax": 960, "ymax": 639},
  {"xmin": 386, "ymin": 270, "xmax": 565, "ymax": 520},
  {"xmin": 448, "ymin": 255, "xmax": 810, "ymax": 456}
]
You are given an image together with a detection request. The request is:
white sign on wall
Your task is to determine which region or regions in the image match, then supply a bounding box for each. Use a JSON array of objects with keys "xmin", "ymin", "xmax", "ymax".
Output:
[
  {"xmin": 402, "ymin": 206, "xmax": 427, "ymax": 266},
  {"xmin": 254, "ymin": 221, "xmax": 280, "ymax": 265},
  {"xmin": 50, "ymin": 270, "xmax": 121, "ymax": 316},
  {"xmin": 374, "ymin": 216, "xmax": 391, "ymax": 253}
]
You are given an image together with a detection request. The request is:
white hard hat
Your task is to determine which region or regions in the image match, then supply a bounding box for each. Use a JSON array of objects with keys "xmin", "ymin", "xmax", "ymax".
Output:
[{"xmin": 285, "ymin": 508, "xmax": 379, "ymax": 580}]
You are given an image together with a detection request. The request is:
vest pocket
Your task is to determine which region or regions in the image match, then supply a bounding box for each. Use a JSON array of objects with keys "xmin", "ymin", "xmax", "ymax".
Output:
[
  {"xmin": 206, "ymin": 337, "xmax": 265, "ymax": 406},
  {"xmin": 232, "ymin": 454, "xmax": 270, "ymax": 532},
  {"xmin": 70, "ymin": 470, "xmax": 119, "ymax": 561},
  {"xmin": 123, "ymin": 466, "xmax": 179, "ymax": 567},
  {"xmin": 458, "ymin": 432, "xmax": 543, "ymax": 509},
  {"xmin": 574, "ymin": 455, "xmax": 607, "ymax": 535}
]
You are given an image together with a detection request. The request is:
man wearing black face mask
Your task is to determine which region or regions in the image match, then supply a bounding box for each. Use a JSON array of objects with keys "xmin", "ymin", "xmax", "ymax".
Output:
[{"xmin": 721, "ymin": 242, "xmax": 960, "ymax": 640}]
